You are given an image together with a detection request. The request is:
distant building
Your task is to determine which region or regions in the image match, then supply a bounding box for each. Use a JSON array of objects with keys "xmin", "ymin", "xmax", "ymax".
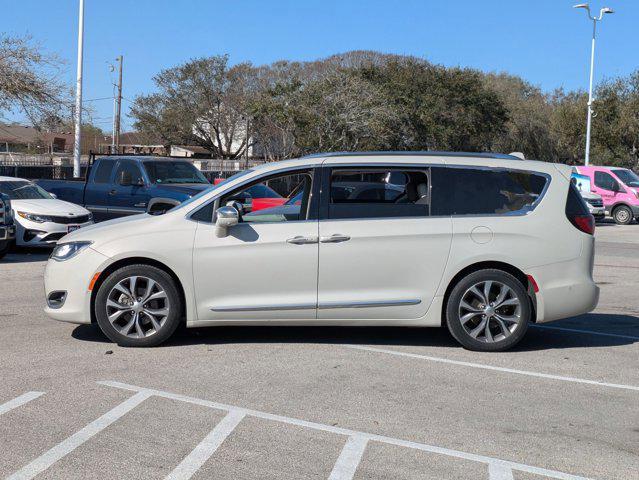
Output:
[
  {"xmin": 99, "ymin": 132, "xmax": 167, "ymax": 156},
  {"xmin": 0, "ymin": 123, "xmax": 74, "ymax": 153}
]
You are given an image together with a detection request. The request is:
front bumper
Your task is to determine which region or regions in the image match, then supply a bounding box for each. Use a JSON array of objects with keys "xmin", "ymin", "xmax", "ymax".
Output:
[
  {"xmin": 16, "ymin": 219, "xmax": 93, "ymax": 247},
  {"xmin": 44, "ymin": 246, "xmax": 110, "ymax": 324}
]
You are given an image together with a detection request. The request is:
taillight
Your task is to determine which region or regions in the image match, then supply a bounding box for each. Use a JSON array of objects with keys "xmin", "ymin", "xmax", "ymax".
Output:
[
  {"xmin": 565, "ymin": 183, "xmax": 595, "ymax": 235},
  {"xmin": 570, "ymin": 214, "xmax": 595, "ymax": 235}
]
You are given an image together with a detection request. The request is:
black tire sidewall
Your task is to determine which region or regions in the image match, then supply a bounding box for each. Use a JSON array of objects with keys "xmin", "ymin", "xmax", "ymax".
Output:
[
  {"xmin": 95, "ymin": 264, "xmax": 182, "ymax": 347},
  {"xmin": 613, "ymin": 206, "xmax": 633, "ymax": 225},
  {"xmin": 446, "ymin": 269, "xmax": 530, "ymax": 352}
]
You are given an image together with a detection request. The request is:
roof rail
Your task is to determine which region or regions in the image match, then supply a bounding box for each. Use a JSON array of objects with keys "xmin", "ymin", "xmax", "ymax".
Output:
[{"xmin": 301, "ymin": 151, "xmax": 523, "ymax": 160}]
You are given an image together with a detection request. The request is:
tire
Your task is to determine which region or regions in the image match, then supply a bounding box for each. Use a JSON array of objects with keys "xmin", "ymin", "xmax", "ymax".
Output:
[
  {"xmin": 446, "ymin": 269, "xmax": 531, "ymax": 352},
  {"xmin": 612, "ymin": 205, "xmax": 633, "ymax": 225},
  {"xmin": 95, "ymin": 264, "xmax": 182, "ymax": 347},
  {"xmin": 0, "ymin": 241, "xmax": 9, "ymax": 260}
]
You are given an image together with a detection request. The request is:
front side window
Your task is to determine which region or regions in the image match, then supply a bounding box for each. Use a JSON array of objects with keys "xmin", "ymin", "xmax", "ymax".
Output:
[
  {"xmin": 611, "ymin": 169, "xmax": 639, "ymax": 188},
  {"xmin": 431, "ymin": 167, "xmax": 547, "ymax": 216},
  {"xmin": 594, "ymin": 171, "xmax": 620, "ymax": 192},
  {"xmin": 327, "ymin": 168, "xmax": 430, "ymax": 220},
  {"xmin": 0, "ymin": 181, "xmax": 52, "ymax": 200},
  {"xmin": 144, "ymin": 161, "xmax": 208, "ymax": 184},
  {"xmin": 115, "ymin": 161, "xmax": 144, "ymax": 185}
]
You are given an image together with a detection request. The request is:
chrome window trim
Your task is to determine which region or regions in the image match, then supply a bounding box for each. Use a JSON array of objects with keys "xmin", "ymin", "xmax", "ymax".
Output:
[{"xmin": 210, "ymin": 298, "xmax": 421, "ymax": 312}]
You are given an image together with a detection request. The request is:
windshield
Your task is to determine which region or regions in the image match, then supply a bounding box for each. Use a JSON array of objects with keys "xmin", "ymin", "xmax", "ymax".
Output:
[
  {"xmin": 170, "ymin": 169, "xmax": 255, "ymax": 212},
  {"xmin": 0, "ymin": 181, "xmax": 53, "ymax": 200},
  {"xmin": 612, "ymin": 169, "xmax": 639, "ymax": 187},
  {"xmin": 143, "ymin": 161, "xmax": 209, "ymax": 184}
]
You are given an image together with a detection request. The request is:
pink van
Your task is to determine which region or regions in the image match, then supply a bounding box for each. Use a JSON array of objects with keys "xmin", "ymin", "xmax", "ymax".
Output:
[{"xmin": 575, "ymin": 166, "xmax": 639, "ymax": 224}]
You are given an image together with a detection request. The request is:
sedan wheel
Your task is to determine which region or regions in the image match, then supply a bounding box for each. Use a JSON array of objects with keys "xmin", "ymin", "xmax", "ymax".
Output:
[
  {"xmin": 95, "ymin": 265, "xmax": 182, "ymax": 347},
  {"xmin": 446, "ymin": 269, "xmax": 530, "ymax": 352}
]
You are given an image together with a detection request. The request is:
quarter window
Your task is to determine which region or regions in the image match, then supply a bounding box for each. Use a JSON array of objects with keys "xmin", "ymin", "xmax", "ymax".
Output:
[
  {"xmin": 327, "ymin": 168, "xmax": 430, "ymax": 219},
  {"xmin": 594, "ymin": 171, "xmax": 620, "ymax": 192},
  {"xmin": 431, "ymin": 167, "xmax": 547, "ymax": 216}
]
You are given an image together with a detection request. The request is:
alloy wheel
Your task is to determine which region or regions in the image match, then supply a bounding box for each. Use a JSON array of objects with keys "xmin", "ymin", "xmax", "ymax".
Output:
[
  {"xmin": 458, "ymin": 280, "xmax": 522, "ymax": 343},
  {"xmin": 105, "ymin": 276, "xmax": 170, "ymax": 338}
]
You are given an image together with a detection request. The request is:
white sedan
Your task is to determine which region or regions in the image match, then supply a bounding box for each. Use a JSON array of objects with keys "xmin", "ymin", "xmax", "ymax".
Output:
[{"xmin": 0, "ymin": 176, "xmax": 93, "ymax": 247}]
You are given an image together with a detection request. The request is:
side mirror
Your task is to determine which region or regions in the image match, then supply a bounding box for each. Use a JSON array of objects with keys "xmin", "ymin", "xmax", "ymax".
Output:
[
  {"xmin": 118, "ymin": 170, "xmax": 132, "ymax": 186},
  {"xmin": 133, "ymin": 177, "xmax": 145, "ymax": 187},
  {"xmin": 226, "ymin": 200, "xmax": 244, "ymax": 215},
  {"xmin": 49, "ymin": 193, "xmax": 57, "ymax": 199},
  {"xmin": 215, "ymin": 206, "xmax": 239, "ymax": 237},
  {"xmin": 612, "ymin": 182, "xmax": 621, "ymax": 192}
]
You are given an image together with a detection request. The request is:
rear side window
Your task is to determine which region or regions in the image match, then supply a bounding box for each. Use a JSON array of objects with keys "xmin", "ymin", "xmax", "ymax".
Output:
[
  {"xmin": 565, "ymin": 182, "xmax": 590, "ymax": 216},
  {"xmin": 327, "ymin": 168, "xmax": 430, "ymax": 219},
  {"xmin": 92, "ymin": 161, "xmax": 114, "ymax": 184},
  {"xmin": 431, "ymin": 167, "xmax": 547, "ymax": 216}
]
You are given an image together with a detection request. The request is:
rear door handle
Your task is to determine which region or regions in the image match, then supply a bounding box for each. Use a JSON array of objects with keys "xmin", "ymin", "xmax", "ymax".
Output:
[
  {"xmin": 286, "ymin": 236, "xmax": 318, "ymax": 245},
  {"xmin": 319, "ymin": 234, "xmax": 351, "ymax": 243}
]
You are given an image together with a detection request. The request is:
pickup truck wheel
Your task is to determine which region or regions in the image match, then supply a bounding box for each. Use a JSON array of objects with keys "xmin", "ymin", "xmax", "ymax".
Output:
[
  {"xmin": 0, "ymin": 241, "xmax": 10, "ymax": 260},
  {"xmin": 148, "ymin": 203, "xmax": 174, "ymax": 216},
  {"xmin": 612, "ymin": 205, "xmax": 633, "ymax": 225},
  {"xmin": 95, "ymin": 265, "xmax": 182, "ymax": 347}
]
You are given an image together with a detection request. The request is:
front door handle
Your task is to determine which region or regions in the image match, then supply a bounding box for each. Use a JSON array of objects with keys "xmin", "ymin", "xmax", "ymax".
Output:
[
  {"xmin": 109, "ymin": 189, "xmax": 117, "ymax": 195},
  {"xmin": 319, "ymin": 234, "xmax": 351, "ymax": 243},
  {"xmin": 286, "ymin": 236, "xmax": 318, "ymax": 245}
]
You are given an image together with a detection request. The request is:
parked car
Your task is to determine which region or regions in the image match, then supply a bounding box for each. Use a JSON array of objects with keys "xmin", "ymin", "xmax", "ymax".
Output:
[
  {"xmin": 36, "ymin": 156, "xmax": 212, "ymax": 221},
  {"xmin": 574, "ymin": 165, "xmax": 639, "ymax": 224},
  {"xmin": 0, "ymin": 193, "xmax": 16, "ymax": 259},
  {"xmin": 571, "ymin": 172, "xmax": 605, "ymax": 221},
  {"xmin": 43, "ymin": 152, "xmax": 599, "ymax": 352},
  {"xmin": 0, "ymin": 177, "xmax": 94, "ymax": 248}
]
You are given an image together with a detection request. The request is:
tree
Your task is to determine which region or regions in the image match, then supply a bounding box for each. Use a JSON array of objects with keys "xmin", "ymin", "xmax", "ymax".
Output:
[
  {"xmin": 130, "ymin": 55, "xmax": 258, "ymax": 159},
  {"xmin": 0, "ymin": 35, "xmax": 69, "ymax": 125},
  {"xmin": 549, "ymin": 89, "xmax": 587, "ymax": 165}
]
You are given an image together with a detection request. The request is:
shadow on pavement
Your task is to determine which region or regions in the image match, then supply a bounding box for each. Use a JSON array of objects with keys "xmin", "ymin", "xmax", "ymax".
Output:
[
  {"xmin": 1, "ymin": 246, "xmax": 52, "ymax": 264},
  {"xmin": 71, "ymin": 312, "xmax": 639, "ymax": 351}
]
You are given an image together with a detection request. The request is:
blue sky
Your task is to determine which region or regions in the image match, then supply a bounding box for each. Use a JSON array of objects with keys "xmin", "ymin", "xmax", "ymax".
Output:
[{"xmin": 5, "ymin": 0, "xmax": 636, "ymax": 131}]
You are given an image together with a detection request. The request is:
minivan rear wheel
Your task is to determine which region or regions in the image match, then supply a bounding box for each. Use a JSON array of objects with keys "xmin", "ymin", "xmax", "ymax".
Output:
[
  {"xmin": 95, "ymin": 264, "xmax": 182, "ymax": 347},
  {"xmin": 446, "ymin": 269, "xmax": 530, "ymax": 352},
  {"xmin": 612, "ymin": 205, "xmax": 633, "ymax": 225}
]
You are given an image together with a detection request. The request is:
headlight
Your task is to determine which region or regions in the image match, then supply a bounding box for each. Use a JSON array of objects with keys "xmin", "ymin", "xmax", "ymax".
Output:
[
  {"xmin": 51, "ymin": 241, "xmax": 93, "ymax": 262},
  {"xmin": 17, "ymin": 211, "xmax": 53, "ymax": 223}
]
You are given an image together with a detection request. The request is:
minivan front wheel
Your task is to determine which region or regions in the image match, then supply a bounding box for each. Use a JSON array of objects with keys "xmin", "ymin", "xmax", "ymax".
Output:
[
  {"xmin": 612, "ymin": 205, "xmax": 633, "ymax": 225},
  {"xmin": 446, "ymin": 269, "xmax": 530, "ymax": 352},
  {"xmin": 95, "ymin": 264, "xmax": 182, "ymax": 347}
]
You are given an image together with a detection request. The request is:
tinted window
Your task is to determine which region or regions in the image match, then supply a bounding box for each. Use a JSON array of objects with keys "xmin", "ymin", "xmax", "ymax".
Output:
[
  {"xmin": 565, "ymin": 182, "xmax": 590, "ymax": 216},
  {"xmin": 611, "ymin": 169, "xmax": 639, "ymax": 187},
  {"xmin": 243, "ymin": 184, "xmax": 281, "ymax": 199},
  {"xmin": 92, "ymin": 161, "xmax": 114, "ymax": 184},
  {"xmin": 143, "ymin": 161, "xmax": 208, "ymax": 184},
  {"xmin": 431, "ymin": 167, "xmax": 547, "ymax": 216},
  {"xmin": 328, "ymin": 169, "xmax": 429, "ymax": 219},
  {"xmin": 115, "ymin": 161, "xmax": 143, "ymax": 185},
  {"xmin": 594, "ymin": 171, "xmax": 619, "ymax": 191}
]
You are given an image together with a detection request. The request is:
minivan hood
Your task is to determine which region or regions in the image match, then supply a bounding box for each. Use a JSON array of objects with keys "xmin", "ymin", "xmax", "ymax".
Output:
[
  {"xmin": 11, "ymin": 199, "xmax": 90, "ymax": 216},
  {"xmin": 61, "ymin": 213, "xmax": 151, "ymax": 244}
]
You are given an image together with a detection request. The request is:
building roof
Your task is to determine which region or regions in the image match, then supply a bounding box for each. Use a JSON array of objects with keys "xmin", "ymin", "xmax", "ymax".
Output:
[{"xmin": 0, "ymin": 123, "xmax": 74, "ymax": 146}]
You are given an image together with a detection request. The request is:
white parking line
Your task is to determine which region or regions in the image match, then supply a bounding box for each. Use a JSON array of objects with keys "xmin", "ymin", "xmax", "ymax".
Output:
[
  {"xmin": 328, "ymin": 435, "xmax": 368, "ymax": 480},
  {"xmin": 7, "ymin": 390, "xmax": 152, "ymax": 480},
  {"xmin": 99, "ymin": 381, "xmax": 592, "ymax": 480},
  {"xmin": 0, "ymin": 392, "xmax": 44, "ymax": 416},
  {"xmin": 532, "ymin": 324, "xmax": 639, "ymax": 341},
  {"xmin": 342, "ymin": 344, "xmax": 639, "ymax": 392},
  {"xmin": 165, "ymin": 409, "xmax": 246, "ymax": 480},
  {"xmin": 489, "ymin": 462, "xmax": 515, "ymax": 480}
]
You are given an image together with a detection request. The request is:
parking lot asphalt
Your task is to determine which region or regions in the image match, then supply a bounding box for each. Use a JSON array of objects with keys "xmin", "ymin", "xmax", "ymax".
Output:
[{"xmin": 0, "ymin": 223, "xmax": 637, "ymax": 480}]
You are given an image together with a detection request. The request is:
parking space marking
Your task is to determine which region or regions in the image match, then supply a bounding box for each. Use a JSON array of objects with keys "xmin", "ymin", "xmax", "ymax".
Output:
[
  {"xmin": 342, "ymin": 344, "xmax": 639, "ymax": 392},
  {"xmin": 0, "ymin": 392, "xmax": 44, "ymax": 416},
  {"xmin": 531, "ymin": 324, "xmax": 639, "ymax": 341},
  {"xmin": 489, "ymin": 462, "xmax": 515, "ymax": 480},
  {"xmin": 328, "ymin": 435, "xmax": 368, "ymax": 480},
  {"xmin": 165, "ymin": 409, "xmax": 246, "ymax": 480},
  {"xmin": 7, "ymin": 390, "xmax": 152, "ymax": 480},
  {"xmin": 99, "ymin": 381, "xmax": 592, "ymax": 480}
]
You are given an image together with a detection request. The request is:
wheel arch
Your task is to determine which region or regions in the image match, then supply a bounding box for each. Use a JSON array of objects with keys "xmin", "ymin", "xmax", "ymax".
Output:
[
  {"xmin": 147, "ymin": 197, "xmax": 181, "ymax": 214},
  {"xmin": 441, "ymin": 261, "xmax": 536, "ymax": 324},
  {"xmin": 90, "ymin": 256, "xmax": 187, "ymax": 324}
]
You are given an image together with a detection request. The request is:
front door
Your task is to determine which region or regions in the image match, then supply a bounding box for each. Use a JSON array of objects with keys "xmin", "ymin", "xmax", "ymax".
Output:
[
  {"xmin": 107, "ymin": 160, "xmax": 150, "ymax": 218},
  {"xmin": 192, "ymin": 168, "xmax": 319, "ymax": 321},
  {"xmin": 594, "ymin": 170, "xmax": 623, "ymax": 209},
  {"xmin": 317, "ymin": 165, "xmax": 452, "ymax": 320}
]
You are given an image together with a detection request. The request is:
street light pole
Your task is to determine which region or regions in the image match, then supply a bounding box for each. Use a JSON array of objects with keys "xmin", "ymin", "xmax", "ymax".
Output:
[
  {"xmin": 573, "ymin": 3, "xmax": 614, "ymax": 166},
  {"xmin": 73, "ymin": 0, "xmax": 85, "ymax": 177}
]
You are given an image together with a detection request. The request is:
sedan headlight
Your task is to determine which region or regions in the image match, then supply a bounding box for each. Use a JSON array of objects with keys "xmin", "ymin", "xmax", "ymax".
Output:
[
  {"xmin": 51, "ymin": 241, "xmax": 93, "ymax": 262},
  {"xmin": 17, "ymin": 211, "xmax": 54, "ymax": 223}
]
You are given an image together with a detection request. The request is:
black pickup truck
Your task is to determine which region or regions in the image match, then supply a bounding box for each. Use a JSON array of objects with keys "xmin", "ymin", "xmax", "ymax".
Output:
[{"xmin": 36, "ymin": 156, "xmax": 211, "ymax": 222}]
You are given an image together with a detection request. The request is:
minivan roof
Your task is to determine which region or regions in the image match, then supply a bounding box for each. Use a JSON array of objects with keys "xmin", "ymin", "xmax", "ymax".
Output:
[{"xmin": 302, "ymin": 151, "xmax": 522, "ymax": 161}]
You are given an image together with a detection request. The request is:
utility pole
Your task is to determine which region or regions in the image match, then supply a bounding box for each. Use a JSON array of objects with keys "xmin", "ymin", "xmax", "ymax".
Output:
[
  {"xmin": 114, "ymin": 55, "xmax": 123, "ymax": 152},
  {"xmin": 73, "ymin": 0, "xmax": 85, "ymax": 178}
]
